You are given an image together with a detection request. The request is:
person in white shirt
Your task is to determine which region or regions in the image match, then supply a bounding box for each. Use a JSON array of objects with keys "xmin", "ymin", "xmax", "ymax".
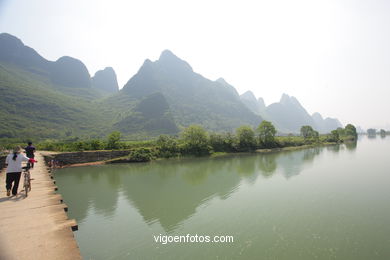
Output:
[{"xmin": 5, "ymin": 146, "xmax": 30, "ymax": 196}]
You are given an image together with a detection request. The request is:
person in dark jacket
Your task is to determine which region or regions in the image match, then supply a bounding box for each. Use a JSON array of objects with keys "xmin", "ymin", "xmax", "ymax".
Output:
[{"xmin": 24, "ymin": 141, "xmax": 36, "ymax": 168}]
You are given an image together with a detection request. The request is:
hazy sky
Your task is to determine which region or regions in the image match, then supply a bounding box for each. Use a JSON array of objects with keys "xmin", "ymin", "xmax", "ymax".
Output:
[{"xmin": 1, "ymin": 0, "xmax": 389, "ymax": 129}]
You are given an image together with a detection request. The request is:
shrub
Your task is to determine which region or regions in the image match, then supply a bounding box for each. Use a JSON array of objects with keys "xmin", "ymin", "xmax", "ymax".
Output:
[
  {"xmin": 180, "ymin": 125, "xmax": 211, "ymax": 156},
  {"xmin": 209, "ymin": 132, "xmax": 237, "ymax": 152},
  {"xmin": 236, "ymin": 126, "xmax": 256, "ymax": 151},
  {"xmin": 128, "ymin": 147, "xmax": 156, "ymax": 162},
  {"xmin": 156, "ymin": 135, "xmax": 179, "ymax": 158},
  {"xmin": 106, "ymin": 131, "xmax": 121, "ymax": 149},
  {"xmin": 257, "ymin": 120, "xmax": 277, "ymax": 148}
]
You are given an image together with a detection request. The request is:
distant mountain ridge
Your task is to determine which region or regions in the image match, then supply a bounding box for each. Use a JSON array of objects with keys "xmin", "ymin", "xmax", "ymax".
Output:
[
  {"xmin": 240, "ymin": 92, "xmax": 342, "ymax": 133},
  {"xmin": 0, "ymin": 32, "xmax": 341, "ymax": 139},
  {"xmin": 0, "ymin": 33, "xmax": 117, "ymax": 95},
  {"xmin": 237, "ymin": 90, "xmax": 341, "ymax": 134},
  {"xmin": 0, "ymin": 33, "xmax": 50, "ymax": 73}
]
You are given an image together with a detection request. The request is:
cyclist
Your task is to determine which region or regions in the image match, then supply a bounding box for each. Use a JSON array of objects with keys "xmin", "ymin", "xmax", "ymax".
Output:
[
  {"xmin": 24, "ymin": 141, "xmax": 36, "ymax": 168},
  {"xmin": 5, "ymin": 146, "xmax": 36, "ymax": 196}
]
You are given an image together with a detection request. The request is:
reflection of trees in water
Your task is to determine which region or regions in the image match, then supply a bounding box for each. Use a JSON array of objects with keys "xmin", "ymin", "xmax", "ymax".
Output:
[
  {"xmin": 55, "ymin": 166, "xmax": 122, "ymax": 223},
  {"xmin": 303, "ymin": 147, "xmax": 321, "ymax": 161},
  {"xmin": 120, "ymin": 159, "xmax": 243, "ymax": 232},
  {"xmin": 257, "ymin": 154, "xmax": 277, "ymax": 177},
  {"xmin": 55, "ymin": 146, "xmax": 329, "ymax": 232},
  {"xmin": 256, "ymin": 147, "xmax": 323, "ymax": 179},
  {"xmin": 326, "ymin": 142, "xmax": 358, "ymax": 153},
  {"xmin": 345, "ymin": 141, "xmax": 357, "ymax": 151},
  {"xmin": 278, "ymin": 148, "xmax": 318, "ymax": 178},
  {"xmin": 326, "ymin": 144, "xmax": 341, "ymax": 153}
]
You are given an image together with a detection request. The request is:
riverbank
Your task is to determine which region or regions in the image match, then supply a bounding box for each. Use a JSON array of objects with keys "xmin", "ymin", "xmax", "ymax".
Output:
[
  {"xmin": 0, "ymin": 152, "xmax": 81, "ymax": 260},
  {"xmin": 40, "ymin": 141, "xmax": 341, "ymax": 168}
]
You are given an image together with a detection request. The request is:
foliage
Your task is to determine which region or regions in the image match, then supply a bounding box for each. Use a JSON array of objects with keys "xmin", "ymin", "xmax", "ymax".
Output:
[
  {"xmin": 275, "ymin": 136, "xmax": 305, "ymax": 147},
  {"xmin": 380, "ymin": 129, "xmax": 386, "ymax": 137},
  {"xmin": 127, "ymin": 147, "xmax": 156, "ymax": 162},
  {"xmin": 336, "ymin": 127, "xmax": 345, "ymax": 136},
  {"xmin": 327, "ymin": 130, "xmax": 340, "ymax": 143},
  {"xmin": 257, "ymin": 120, "xmax": 276, "ymax": 148},
  {"xmin": 3, "ymin": 121, "xmax": 352, "ymax": 166},
  {"xmin": 209, "ymin": 132, "xmax": 237, "ymax": 152},
  {"xmin": 344, "ymin": 124, "xmax": 358, "ymax": 138},
  {"xmin": 180, "ymin": 125, "xmax": 211, "ymax": 156},
  {"xmin": 300, "ymin": 125, "xmax": 319, "ymax": 143},
  {"xmin": 106, "ymin": 131, "xmax": 121, "ymax": 149},
  {"xmin": 156, "ymin": 135, "xmax": 179, "ymax": 158},
  {"xmin": 236, "ymin": 126, "xmax": 256, "ymax": 151},
  {"xmin": 301, "ymin": 125, "xmax": 314, "ymax": 139}
]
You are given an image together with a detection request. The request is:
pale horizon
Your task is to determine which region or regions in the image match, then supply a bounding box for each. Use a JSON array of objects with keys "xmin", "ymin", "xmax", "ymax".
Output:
[{"xmin": 1, "ymin": 0, "xmax": 389, "ymax": 130}]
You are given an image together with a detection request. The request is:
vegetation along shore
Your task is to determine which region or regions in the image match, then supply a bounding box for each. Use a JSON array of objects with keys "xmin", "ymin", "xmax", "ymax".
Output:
[{"xmin": 1, "ymin": 122, "xmax": 358, "ymax": 165}]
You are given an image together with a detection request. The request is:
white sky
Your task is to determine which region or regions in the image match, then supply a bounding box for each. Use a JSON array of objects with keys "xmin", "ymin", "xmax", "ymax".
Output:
[{"xmin": 1, "ymin": 0, "xmax": 389, "ymax": 130}]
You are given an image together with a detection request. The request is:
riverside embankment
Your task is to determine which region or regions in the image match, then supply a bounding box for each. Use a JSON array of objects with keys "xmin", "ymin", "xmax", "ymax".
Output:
[{"xmin": 0, "ymin": 152, "xmax": 81, "ymax": 260}]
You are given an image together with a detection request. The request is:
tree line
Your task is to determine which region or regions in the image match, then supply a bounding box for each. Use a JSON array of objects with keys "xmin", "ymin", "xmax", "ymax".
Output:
[
  {"xmin": 367, "ymin": 128, "xmax": 389, "ymax": 137},
  {"xmin": 30, "ymin": 121, "xmax": 358, "ymax": 162}
]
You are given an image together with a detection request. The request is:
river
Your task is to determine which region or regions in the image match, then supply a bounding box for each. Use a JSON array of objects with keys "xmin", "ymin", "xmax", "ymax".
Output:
[{"xmin": 54, "ymin": 136, "xmax": 390, "ymax": 259}]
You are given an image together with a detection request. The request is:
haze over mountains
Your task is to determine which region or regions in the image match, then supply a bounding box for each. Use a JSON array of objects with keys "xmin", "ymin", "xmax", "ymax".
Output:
[
  {"xmin": 239, "ymin": 91, "xmax": 342, "ymax": 133},
  {"xmin": 0, "ymin": 33, "xmax": 342, "ymax": 139}
]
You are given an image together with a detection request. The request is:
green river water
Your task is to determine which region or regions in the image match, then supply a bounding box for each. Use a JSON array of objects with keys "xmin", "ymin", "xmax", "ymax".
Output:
[{"xmin": 54, "ymin": 136, "xmax": 390, "ymax": 260}]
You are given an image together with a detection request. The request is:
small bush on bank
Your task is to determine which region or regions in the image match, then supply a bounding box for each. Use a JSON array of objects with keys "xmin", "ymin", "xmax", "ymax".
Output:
[
  {"xmin": 128, "ymin": 147, "xmax": 157, "ymax": 162},
  {"xmin": 156, "ymin": 135, "xmax": 179, "ymax": 158}
]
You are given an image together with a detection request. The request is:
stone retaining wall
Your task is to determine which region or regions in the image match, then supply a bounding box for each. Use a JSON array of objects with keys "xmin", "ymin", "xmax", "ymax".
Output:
[{"xmin": 42, "ymin": 150, "xmax": 131, "ymax": 166}]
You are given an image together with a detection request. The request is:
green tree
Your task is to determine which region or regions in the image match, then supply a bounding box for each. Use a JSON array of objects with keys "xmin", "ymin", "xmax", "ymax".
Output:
[
  {"xmin": 87, "ymin": 139, "xmax": 104, "ymax": 150},
  {"xmin": 107, "ymin": 131, "xmax": 121, "ymax": 149},
  {"xmin": 300, "ymin": 125, "xmax": 319, "ymax": 143},
  {"xmin": 209, "ymin": 132, "xmax": 237, "ymax": 152},
  {"xmin": 257, "ymin": 120, "xmax": 277, "ymax": 148},
  {"xmin": 336, "ymin": 127, "xmax": 345, "ymax": 137},
  {"xmin": 380, "ymin": 129, "xmax": 386, "ymax": 137},
  {"xmin": 156, "ymin": 135, "xmax": 179, "ymax": 157},
  {"xmin": 330, "ymin": 130, "xmax": 340, "ymax": 142},
  {"xmin": 209, "ymin": 133, "xmax": 225, "ymax": 152},
  {"xmin": 128, "ymin": 147, "xmax": 156, "ymax": 162},
  {"xmin": 300, "ymin": 125, "xmax": 314, "ymax": 139},
  {"xmin": 181, "ymin": 125, "xmax": 211, "ymax": 155},
  {"xmin": 345, "ymin": 124, "xmax": 357, "ymax": 139},
  {"xmin": 236, "ymin": 126, "xmax": 256, "ymax": 151}
]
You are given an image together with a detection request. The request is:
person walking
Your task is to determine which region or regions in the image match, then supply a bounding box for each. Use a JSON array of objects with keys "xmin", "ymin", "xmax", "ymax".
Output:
[
  {"xmin": 5, "ymin": 146, "xmax": 31, "ymax": 196},
  {"xmin": 24, "ymin": 141, "xmax": 36, "ymax": 168}
]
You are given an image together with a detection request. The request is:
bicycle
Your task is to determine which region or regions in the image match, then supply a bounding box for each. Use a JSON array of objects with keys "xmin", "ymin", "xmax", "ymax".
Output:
[{"xmin": 22, "ymin": 165, "xmax": 32, "ymax": 197}]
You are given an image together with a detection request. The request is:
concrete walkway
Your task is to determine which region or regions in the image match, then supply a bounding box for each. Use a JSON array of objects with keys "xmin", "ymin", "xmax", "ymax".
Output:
[{"xmin": 0, "ymin": 152, "xmax": 81, "ymax": 260}]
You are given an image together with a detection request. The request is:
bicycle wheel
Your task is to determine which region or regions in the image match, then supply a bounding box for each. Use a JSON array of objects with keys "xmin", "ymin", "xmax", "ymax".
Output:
[{"xmin": 24, "ymin": 174, "xmax": 29, "ymax": 196}]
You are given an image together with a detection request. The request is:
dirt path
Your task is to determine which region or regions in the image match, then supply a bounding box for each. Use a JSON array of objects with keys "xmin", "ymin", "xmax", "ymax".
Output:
[{"xmin": 0, "ymin": 152, "xmax": 81, "ymax": 260}]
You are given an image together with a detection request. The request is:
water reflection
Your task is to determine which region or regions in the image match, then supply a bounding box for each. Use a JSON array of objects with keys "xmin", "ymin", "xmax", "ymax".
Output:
[
  {"xmin": 345, "ymin": 141, "xmax": 357, "ymax": 151},
  {"xmin": 55, "ymin": 146, "xmax": 336, "ymax": 232}
]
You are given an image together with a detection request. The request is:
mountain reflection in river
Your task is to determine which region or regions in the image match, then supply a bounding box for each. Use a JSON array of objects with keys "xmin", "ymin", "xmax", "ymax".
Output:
[{"xmin": 57, "ymin": 146, "xmax": 329, "ymax": 230}]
